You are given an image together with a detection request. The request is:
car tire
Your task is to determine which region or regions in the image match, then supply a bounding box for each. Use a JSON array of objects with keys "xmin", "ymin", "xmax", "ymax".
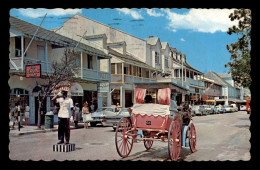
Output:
[{"xmin": 90, "ymin": 122, "xmax": 97, "ymax": 127}]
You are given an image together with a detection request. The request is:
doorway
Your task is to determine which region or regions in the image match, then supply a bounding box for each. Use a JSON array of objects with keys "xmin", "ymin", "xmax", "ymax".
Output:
[{"xmin": 35, "ymin": 97, "xmax": 47, "ymax": 125}]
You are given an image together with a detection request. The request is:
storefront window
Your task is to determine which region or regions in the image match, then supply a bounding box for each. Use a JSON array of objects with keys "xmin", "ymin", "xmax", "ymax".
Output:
[
  {"xmin": 111, "ymin": 63, "xmax": 115, "ymax": 74},
  {"xmin": 9, "ymin": 88, "xmax": 29, "ymax": 111}
]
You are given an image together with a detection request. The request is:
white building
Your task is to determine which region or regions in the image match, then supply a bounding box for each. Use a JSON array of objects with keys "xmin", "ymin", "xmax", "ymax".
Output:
[{"xmin": 9, "ymin": 16, "xmax": 111, "ymax": 125}]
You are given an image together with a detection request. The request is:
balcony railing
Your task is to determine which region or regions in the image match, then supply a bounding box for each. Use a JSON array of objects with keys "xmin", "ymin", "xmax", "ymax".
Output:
[
  {"xmin": 10, "ymin": 57, "xmax": 110, "ymax": 82},
  {"xmin": 9, "ymin": 57, "xmax": 52, "ymax": 74},
  {"xmin": 186, "ymin": 77, "xmax": 204, "ymax": 87},
  {"xmin": 111, "ymin": 74, "xmax": 156, "ymax": 84},
  {"xmin": 76, "ymin": 68, "xmax": 110, "ymax": 82},
  {"xmin": 157, "ymin": 77, "xmax": 189, "ymax": 90}
]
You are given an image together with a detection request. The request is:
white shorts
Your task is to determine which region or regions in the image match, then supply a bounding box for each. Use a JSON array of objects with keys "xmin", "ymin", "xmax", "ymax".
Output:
[{"xmin": 25, "ymin": 112, "xmax": 30, "ymax": 118}]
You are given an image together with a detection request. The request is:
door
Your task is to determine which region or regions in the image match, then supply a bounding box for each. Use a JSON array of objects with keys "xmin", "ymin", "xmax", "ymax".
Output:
[{"xmin": 35, "ymin": 97, "xmax": 47, "ymax": 125}]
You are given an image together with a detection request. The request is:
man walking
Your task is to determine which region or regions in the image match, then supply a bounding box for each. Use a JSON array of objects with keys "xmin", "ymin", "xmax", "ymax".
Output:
[{"xmin": 52, "ymin": 90, "xmax": 74, "ymax": 144}]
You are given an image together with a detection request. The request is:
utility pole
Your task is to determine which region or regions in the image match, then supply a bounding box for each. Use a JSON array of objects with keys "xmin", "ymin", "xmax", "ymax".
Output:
[{"xmin": 181, "ymin": 54, "xmax": 183, "ymax": 87}]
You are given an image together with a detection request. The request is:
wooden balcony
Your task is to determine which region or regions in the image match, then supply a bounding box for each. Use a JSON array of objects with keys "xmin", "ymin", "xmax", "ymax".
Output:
[
  {"xmin": 111, "ymin": 74, "xmax": 156, "ymax": 84},
  {"xmin": 9, "ymin": 57, "xmax": 110, "ymax": 82},
  {"xmin": 9, "ymin": 57, "xmax": 52, "ymax": 75}
]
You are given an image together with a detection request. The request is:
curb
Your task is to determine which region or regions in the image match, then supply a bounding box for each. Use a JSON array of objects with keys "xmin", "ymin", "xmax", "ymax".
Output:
[{"xmin": 9, "ymin": 126, "xmax": 84, "ymax": 137}]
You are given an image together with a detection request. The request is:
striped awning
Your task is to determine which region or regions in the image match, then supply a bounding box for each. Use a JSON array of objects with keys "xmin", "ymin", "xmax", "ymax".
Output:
[{"xmin": 51, "ymin": 83, "xmax": 83, "ymax": 96}]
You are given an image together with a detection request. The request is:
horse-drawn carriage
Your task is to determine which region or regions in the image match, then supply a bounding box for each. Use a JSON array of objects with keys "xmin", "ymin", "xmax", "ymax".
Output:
[{"xmin": 115, "ymin": 83, "xmax": 197, "ymax": 161}]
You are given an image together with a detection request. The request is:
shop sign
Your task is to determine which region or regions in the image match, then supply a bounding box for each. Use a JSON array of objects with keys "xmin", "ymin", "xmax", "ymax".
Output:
[
  {"xmin": 202, "ymin": 95, "xmax": 208, "ymax": 101},
  {"xmin": 98, "ymin": 82, "xmax": 109, "ymax": 93},
  {"xmin": 190, "ymin": 95, "xmax": 198, "ymax": 100},
  {"xmin": 26, "ymin": 64, "xmax": 41, "ymax": 78}
]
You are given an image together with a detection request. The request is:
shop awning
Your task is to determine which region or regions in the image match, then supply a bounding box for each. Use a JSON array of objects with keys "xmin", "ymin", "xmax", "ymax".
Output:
[
  {"xmin": 206, "ymin": 100, "xmax": 216, "ymax": 103},
  {"xmin": 51, "ymin": 83, "xmax": 83, "ymax": 96}
]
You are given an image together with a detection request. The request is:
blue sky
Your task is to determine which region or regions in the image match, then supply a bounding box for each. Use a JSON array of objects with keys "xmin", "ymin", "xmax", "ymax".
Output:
[{"xmin": 10, "ymin": 8, "xmax": 240, "ymax": 74}]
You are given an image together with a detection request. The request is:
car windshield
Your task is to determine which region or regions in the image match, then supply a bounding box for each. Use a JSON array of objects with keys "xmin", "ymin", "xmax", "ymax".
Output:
[
  {"xmin": 105, "ymin": 108, "xmax": 114, "ymax": 112},
  {"xmin": 96, "ymin": 108, "xmax": 104, "ymax": 112},
  {"xmin": 192, "ymin": 106, "xmax": 199, "ymax": 109},
  {"xmin": 119, "ymin": 110, "xmax": 129, "ymax": 116}
]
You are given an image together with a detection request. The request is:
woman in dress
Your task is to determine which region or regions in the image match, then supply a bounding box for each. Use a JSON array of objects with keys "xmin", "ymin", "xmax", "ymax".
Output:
[
  {"xmin": 24, "ymin": 103, "xmax": 30, "ymax": 126},
  {"xmin": 82, "ymin": 102, "xmax": 91, "ymax": 129}
]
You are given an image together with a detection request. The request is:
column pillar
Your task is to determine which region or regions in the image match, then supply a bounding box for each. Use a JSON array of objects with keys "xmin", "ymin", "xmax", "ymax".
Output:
[
  {"xmin": 45, "ymin": 41, "xmax": 48, "ymax": 72},
  {"xmin": 21, "ymin": 35, "xmax": 24, "ymax": 71},
  {"xmin": 81, "ymin": 51, "xmax": 83, "ymax": 79},
  {"xmin": 120, "ymin": 86, "xmax": 125, "ymax": 108}
]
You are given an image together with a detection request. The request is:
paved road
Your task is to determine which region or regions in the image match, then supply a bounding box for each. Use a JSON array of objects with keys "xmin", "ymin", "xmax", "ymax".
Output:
[{"xmin": 9, "ymin": 111, "xmax": 250, "ymax": 161}]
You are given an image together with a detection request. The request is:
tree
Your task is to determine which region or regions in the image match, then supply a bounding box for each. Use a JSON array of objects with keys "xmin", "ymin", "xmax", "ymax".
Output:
[
  {"xmin": 33, "ymin": 49, "xmax": 79, "ymax": 129},
  {"xmin": 226, "ymin": 9, "xmax": 251, "ymax": 88}
]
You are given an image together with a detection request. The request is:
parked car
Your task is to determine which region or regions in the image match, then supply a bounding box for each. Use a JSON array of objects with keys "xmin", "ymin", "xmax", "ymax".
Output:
[
  {"xmin": 230, "ymin": 104, "xmax": 238, "ymax": 112},
  {"xmin": 210, "ymin": 105, "xmax": 220, "ymax": 114},
  {"xmin": 216, "ymin": 105, "xmax": 224, "ymax": 114},
  {"xmin": 223, "ymin": 105, "xmax": 235, "ymax": 113},
  {"xmin": 102, "ymin": 108, "xmax": 130, "ymax": 131},
  {"xmin": 199, "ymin": 105, "xmax": 208, "ymax": 116},
  {"xmin": 90, "ymin": 107, "xmax": 120, "ymax": 126},
  {"xmin": 240, "ymin": 105, "xmax": 246, "ymax": 111},
  {"xmin": 191, "ymin": 105, "xmax": 202, "ymax": 116},
  {"xmin": 205, "ymin": 105, "xmax": 214, "ymax": 114}
]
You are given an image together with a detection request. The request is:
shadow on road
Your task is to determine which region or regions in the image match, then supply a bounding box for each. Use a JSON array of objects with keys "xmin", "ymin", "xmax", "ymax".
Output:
[{"xmin": 122, "ymin": 145, "xmax": 193, "ymax": 161}]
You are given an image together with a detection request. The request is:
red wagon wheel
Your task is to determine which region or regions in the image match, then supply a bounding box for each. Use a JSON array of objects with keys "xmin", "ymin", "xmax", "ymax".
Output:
[
  {"xmin": 115, "ymin": 117, "xmax": 134, "ymax": 158},
  {"xmin": 189, "ymin": 123, "xmax": 197, "ymax": 153},
  {"xmin": 144, "ymin": 139, "xmax": 153, "ymax": 150},
  {"xmin": 168, "ymin": 120, "xmax": 182, "ymax": 161}
]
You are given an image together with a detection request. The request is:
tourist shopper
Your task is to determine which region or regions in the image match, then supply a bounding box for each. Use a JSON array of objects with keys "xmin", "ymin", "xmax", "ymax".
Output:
[{"xmin": 82, "ymin": 101, "xmax": 91, "ymax": 129}]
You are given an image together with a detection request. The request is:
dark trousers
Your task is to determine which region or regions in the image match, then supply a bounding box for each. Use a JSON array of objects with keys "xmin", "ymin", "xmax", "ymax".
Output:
[{"xmin": 58, "ymin": 118, "xmax": 70, "ymax": 142}]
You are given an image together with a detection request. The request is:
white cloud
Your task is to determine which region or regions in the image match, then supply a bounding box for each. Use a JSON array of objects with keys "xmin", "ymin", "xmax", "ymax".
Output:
[
  {"xmin": 180, "ymin": 38, "xmax": 185, "ymax": 42},
  {"xmin": 163, "ymin": 9, "xmax": 239, "ymax": 33},
  {"xmin": 166, "ymin": 26, "xmax": 177, "ymax": 32},
  {"xmin": 146, "ymin": 9, "xmax": 164, "ymax": 17},
  {"xmin": 116, "ymin": 8, "xmax": 143, "ymax": 19},
  {"xmin": 17, "ymin": 8, "xmax": 82, "ymax": 18}
]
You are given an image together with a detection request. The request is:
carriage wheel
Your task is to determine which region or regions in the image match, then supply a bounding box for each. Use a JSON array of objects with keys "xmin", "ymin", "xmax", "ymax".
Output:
[
  {"xmin": 168, "ymin": 120, "xmax": 182, "ymax": 161},
  {"xmin": 144, "ymin": 139, "xmax": 153, "ymax": 150},
  {"xmin": 115, "ymin": 117, "xmax": 134, "ymax": 158},
  {"xmin": 189, "ymin": 123, "xmax": 197, "ymax": 153}
]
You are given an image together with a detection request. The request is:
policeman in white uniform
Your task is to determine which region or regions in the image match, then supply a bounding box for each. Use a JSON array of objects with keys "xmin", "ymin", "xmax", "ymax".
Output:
[{"xmin": 52, "ymin": 90, "xmax": 74, "ymax": 144}]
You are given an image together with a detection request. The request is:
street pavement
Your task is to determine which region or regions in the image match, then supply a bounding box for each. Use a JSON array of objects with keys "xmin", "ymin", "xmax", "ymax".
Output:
[{"xmin": 9, "ymin": 111, "xmax": 250, "ymax": 161}]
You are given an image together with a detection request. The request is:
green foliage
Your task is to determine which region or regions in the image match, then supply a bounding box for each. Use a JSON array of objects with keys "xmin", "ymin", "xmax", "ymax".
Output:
[{"xmin": 226, "ymin": 9, "xmax": 251, "ymax": 88}]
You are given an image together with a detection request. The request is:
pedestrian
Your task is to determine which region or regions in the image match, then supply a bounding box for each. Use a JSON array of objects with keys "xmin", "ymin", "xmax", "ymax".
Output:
[
  {"xmin": 12, "ymin": 103, "xmax": 22, "ymax": 131},
  {"xmin": 73, "ymin": 103, "xmax": 81, "ymax": 128},
  {"xmin": 52, "ymin": 90, "xmax": 74, "ymax": 144},
  {"xmin": 170, "ymin": 94, "xmax": 182, "ymax": 126},
  {"xmin": 90, "ymin": 103, "xmax": 95, "ymax": 113},
  {"xmin": 115, "ymin": 102, "xmax": 121, "ymax": 112},
  {"xmin": 170, "ymin": 94, "xmax": 178, "ymax": 116},
  {"xmin": 24, "ymin": 103, "xmax": 30, "ymax": 126},
  {"xmin": 9, "ymin": 104, "xmax": 15, "ymax": 129},
  {"xmin": 82, "ymin": 101, "xmax": 91, "ymax": 129}
]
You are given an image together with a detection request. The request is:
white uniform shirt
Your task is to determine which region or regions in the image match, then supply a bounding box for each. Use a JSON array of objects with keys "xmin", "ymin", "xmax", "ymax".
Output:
[
  {"xmin": 25, "ymin": 106, "xmax": 30, "ymax": 112},
  {"xmin": 56, "ymin": 97, "xmax": 74, "ymax": 118}
]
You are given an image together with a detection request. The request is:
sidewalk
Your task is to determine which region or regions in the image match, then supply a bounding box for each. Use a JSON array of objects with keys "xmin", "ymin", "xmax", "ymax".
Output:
[{"xmin": 9, "ymin": 122, "xmax": 85, "ymax": 137}]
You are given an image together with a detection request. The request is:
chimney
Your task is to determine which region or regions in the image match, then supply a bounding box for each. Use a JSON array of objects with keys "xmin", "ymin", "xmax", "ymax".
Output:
[{"xmin": 149, "ymin": 35, "xmax": 154, "ymax": 38}]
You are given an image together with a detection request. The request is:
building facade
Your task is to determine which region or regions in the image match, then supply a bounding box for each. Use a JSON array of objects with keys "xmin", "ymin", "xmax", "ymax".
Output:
[{"xmin": 9, "ymin": 16, "xmax": 111, "ymax": 125}]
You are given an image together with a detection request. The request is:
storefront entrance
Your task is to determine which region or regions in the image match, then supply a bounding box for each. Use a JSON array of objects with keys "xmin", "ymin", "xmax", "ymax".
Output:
[
  {"xmin": 125, "ymin": 90, "xmax": 133, "ymax": 108},
  {"xmin": 83, "ymin": 91, "xmax": 97, "ymax": 112},
  {"xmin": 35, "ymin": 97, "xmax": 46, "ymax": 125}
]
